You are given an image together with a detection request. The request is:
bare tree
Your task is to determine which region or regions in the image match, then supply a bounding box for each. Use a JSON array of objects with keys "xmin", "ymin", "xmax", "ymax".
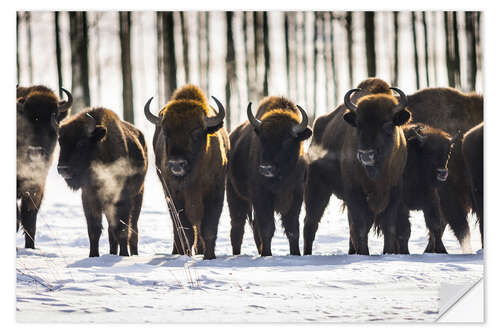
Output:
[
  {"xmin": 243, "ymin": 11, "xmax": 252, "ymax": 101},
  {"xmin": 16, "ymin": 12, "xmax": 21, "ymax": 83},
  {"xmin": 452, "ymin": 12, "xmax": 461, "ymax": 88},
  {"xmin": 422, "ymin": 12, "xmax": 430, "ymax": 87},
  {"xmin": 26, "ymin": 12, "xmax": 33, "ymax": 83},
  {"xmin": 313, "ymin": 12, "xmax": 320, "ymax": 119},
  {"xmin": 180, "ymin": 12, "xmax": 190, "ymax": 83},
  {"xmin": 225, "ymin": 11, "xmax": 236, "ymax": 131},
  {"xmin": 465, "ymin": 11, "xmax": 477, "ymax": 91},
  {"xmin": 69, "ymin": 11, "xmax": 91, "ymax": 113},
  {"xmin": 364, "ymin": 11, "xmax": 376, "ymax": 77},
  {"xmin": 54, "ymin": 12, "xmax": 63, "ymax": 97},
  {"xmin": 411, "ymin": 12, "xmax": 420, "ymax": 89},
  {"xmin": 119, "ymin": 12, "xmax": 134, "ymax": 124},
  {"xmin": 156, "ymin": 12, "xmax": 164, "ymax": 103},
  {"xmin": 345, "ymin": 12, "xmax": 353, "ymax": 87},
  {"xmin": 444, "ymin": 12, "xmax": 455, "ymax": 87},
  {"xmin": 294, "ymin": 12, "xmax": 300, "ymax": 101},
  {"xmin": 329, "ymin": 12, "xmax": 338, "ymax": 106},
  {"xmin": 284, "ymin": 12, "xmax": 291, "ymax": 96},
  {"xmin": 263, "ymin": 12, "xmax": 270, "ymax": 97},
  {"xmin": 476, "ymin": 12, "xmax": 482, "ymax": 78},
  {"xmin": 392, "ymin": 11, "xmax": 399, "ymax": 86},
  {"xmin": 205, "ymin": 12, "xmax": 210, "ymax": 93},
  {"xmin": 162, "ymin": 12, "xmax": 177, "ymax": 100}
]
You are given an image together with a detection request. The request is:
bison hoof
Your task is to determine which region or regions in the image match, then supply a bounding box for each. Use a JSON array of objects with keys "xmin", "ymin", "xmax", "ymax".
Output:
[
  {"xmin": 203, "ymin": 254, "xmax": 216, "ymax": 260},
  {"xmin": 89, "ymin": 252, "xmax": 100, "ymax": 257}
]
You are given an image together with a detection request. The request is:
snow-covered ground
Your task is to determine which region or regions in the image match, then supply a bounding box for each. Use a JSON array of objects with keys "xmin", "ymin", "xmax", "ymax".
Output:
[{"xmin": 16, "ymin": 158, "xmax": 483, "ymax": 323}]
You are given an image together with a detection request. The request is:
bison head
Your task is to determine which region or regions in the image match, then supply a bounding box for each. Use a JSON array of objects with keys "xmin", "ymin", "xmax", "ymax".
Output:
[
  {"xmin": 57, "ymin": 112, "xmax": 107, "ymax": 190},
  {"xmin": 144, "ymin": 96, "xmax": 225, "ymax": 178},
  {"xmin": 247, "ymin": 102, "xmax": 312, "ymax": 180},
  {"xmin": 17, "ymin": 88, "xmax": 72, "ymax": 164},
  {"xmin": 406, "ymin": 125, "xmax": 459, "ymax": 186},
  {"xmin": 343, "ymin": 87, "xmax": 411, "ymax": 180}
]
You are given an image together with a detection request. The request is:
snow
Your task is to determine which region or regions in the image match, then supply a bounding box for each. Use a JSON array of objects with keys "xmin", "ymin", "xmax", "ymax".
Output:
[{"xmin": 16, "ymin": 157, "xmax": 483, "ymax": 322}]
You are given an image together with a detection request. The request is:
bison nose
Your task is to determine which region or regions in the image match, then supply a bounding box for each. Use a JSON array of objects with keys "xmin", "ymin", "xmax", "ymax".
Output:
[
  {"xmin": 357, "ymin": 149, "xmax": 376, "ymax": 166},
  {"xmin": 258, "ymin": 163, "xmax": 276, "ymax": 178},
  {"xmin": 436, "ymin": 168, "xmax": 448, "ymax": 182},
  {"xmin": 57, "ymin": 165, "xmax": 72, "ymax": 179},
  {"xmin": 27, "ymin": 146, "xmax": 45, "ymax": 162},
  {"xmin": 168, "ymin": 159, "xmax": 188, "ymax": 176}
]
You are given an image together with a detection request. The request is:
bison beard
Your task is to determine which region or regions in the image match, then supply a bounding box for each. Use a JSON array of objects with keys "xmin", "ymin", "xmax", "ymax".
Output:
[
  {"xmin": 16, "ymin": 85, "xmax": 72, "ymax": 249},
  {"xmin": 303, "ymin": 79, "xmax": 411, "ymax": 255},
  {"xmin": 227, "ymin": 96, "xmax": 312, "ymax": 256},
  {"xmin": 57, "ymin": 108, "xmax": 148, "ymax": 257},
  {"xmin": 145, "ymin": 84, "xmax": 229, "ymax": 260}
]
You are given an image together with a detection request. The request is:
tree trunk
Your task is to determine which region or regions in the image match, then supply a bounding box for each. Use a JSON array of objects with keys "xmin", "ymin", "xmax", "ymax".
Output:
[
  {"xmin": 475, "ymin": 12, "xmax": 481, "ymax": 78},
  {"xmin": 225, "ymin": 11, "xmax": 236, "ymax": 131},
  {"xmin": 180, "ymin": 12, "xmax": 190, "ymax": 83},
  {"xmin": 243, "ymin": 11, "xmax": 252, "ymax": 101},
  {"xmin": 411, "ymin": 12, "xmax": 420, "ymax": 90},
  {"xmin": 465, "ymin": 12, "xmax": 477, "ymax": 91},
  {"xmin": 94, "ymin": 13, "xmax": 103, "ymax": 105},
  {"xmin": 198, "ymin": 12, "xmax": 205, "ymax": 94},
  {"xmin": 329, "ymin": 12, "xmax": 338, "ymax": 106},
  {"xmin": 364, "ymin": 11, "xmax": 376, "ymax": 77},
  {"xmin": 26, "ymin": 12, "xmax": 33, "ymax": 83},
  {"xmin": 452, "ymin": 12, "xmax": 461, "ymax": 88},
  {"xmin": 119, "ymin": 12, "xmax": 134, "ymax": 124},
  {"xmin": 69, "ymin": 12, "xmax": 91, "ymax": 113},
  {"xmin": 431, "ymin": 12, "xmax": 438, "ymax": 85},
  {"xmin": 263, "ymin": 12, "xmax": 270, "ymax": 97},
  {"xmin": 54, "ymin": 12, "xmax": 63, "ymax": 97},
  {"xmin": 392, "ymin": 11, "xmax": 399, "ymax": 86},
  {"xmin": 345, "ymin": 12, "xmax": 353, "ymax": 87},
  {"xmin": 253, "ymin": 12, "xmax": 261, "ymax": 99},
  {"xmin": 205, "ymin": 12, "xmax": 210, "ymax": 93},
  {"xmin": 313, "ymin": 12, "xmax": 319, "ymax": 119},
  {"xmin": 422, "ymin": 12, "xmax": 430, "ymax": 87},
  {"xmin": 162, "ymin": 12, "xmax": 177, "ymax": 100},
  {"xmin": 322, "ymin": 12, "xmax": 329, "ymax": 109},
  {"xmin": 294, "ymin": 12, "xmax": 300, "ymax": 102},
  {"xmin": 444, "ymin": 12, "xmax": 455, "ymax": 87},
  {"xmin": 16, "ymin": 12, "xmax": 21, "ymax": 84},
  {"xmin": 284, "ymin": 12, "xmax": 290, "ymax": 96},
  {"xmin": 156, "ymin": 12, "xmax": 164, "ymax": 103}
]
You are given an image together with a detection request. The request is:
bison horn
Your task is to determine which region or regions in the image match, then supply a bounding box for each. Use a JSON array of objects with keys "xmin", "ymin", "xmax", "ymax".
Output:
[
  {"xmin": 390, "ymin": 87, "xmax": 408, "ymax": 113},
  {"xmin": 292, "ymin": 105, "xmax": 309, "ymax": 137},
  {"xmin": 206, "ymin": 96, "xmax": 226, "ymax": 128},
  {"xmin": 247, "ymin": 102, "xmax": 261, "ymax": 128},
  {"xmin": 144, "ymin": 97, "xmax": 160, "ymax": 125},
  {"xmin": 85, "ymin": 112, "xmax": 97, "ymax": 136},
  {"xmin": 58, "ymin": 88, "xmax": 73, "ymax": 113},
  {"xmin": 344, "ymin": 88, "xmax": 362, "ymax": 112},
  {"xmin": 411, "ymin": 127, "xmax": 426, "ymax": 143}
]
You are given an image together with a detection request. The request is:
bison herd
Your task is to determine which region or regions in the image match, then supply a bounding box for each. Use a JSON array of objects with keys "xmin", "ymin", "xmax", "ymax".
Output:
[{"xmin": 16, "ymin": 78, "xmax": 484, "ymax": 259}]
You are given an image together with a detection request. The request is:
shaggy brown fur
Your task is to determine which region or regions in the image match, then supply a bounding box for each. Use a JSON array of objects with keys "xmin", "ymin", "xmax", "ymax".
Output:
[
  {"xmin": 17, "ymin": 85, "xmax": 70, "ymax": 249},
  {"xmin": 462, "ymin": 122, "xmax": 484, "ymax": 247},
  {"xmin": 150, "ymin": 84, "xmax": 229, "ymax": 259},
  {"xmin": 227, "ymin": 96, "xmax": 311, "ymax": 256},
  {"xmin": 303, "ymin": 79, "xmax": 411, "ymax": 255},
  {"xmin": 57, "ymin": 108, "xmax": 148, "ymax": 257}
]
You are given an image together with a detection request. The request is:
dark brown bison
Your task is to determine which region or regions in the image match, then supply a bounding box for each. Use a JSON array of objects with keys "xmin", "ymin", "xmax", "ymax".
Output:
[
  {"xmin": 303, "ymin": 79, "xmax": 411, "ymax": 255},
  {"xmin": 227, "ymin": 97, "xmax": 311, "ymax": 256},
  {"xmin": 144, "ymin": 84, "xmax": 229, "ymax": 260},
  {"xmin": 399, "ymin": 123, "xmax": 459, "ymax": 253},
  {"xmin": 462, "ymin": 122, "xmax": 483, "ymax": 247},
  {"xmin": 17, "ymin": 85, "xmax": 72, "ymax": 249},
  {"xmin": 404, "ymin": 83, "xmax": 483, "ymax": 251},
  {"xmin": 57, "ymin": 108, "xmax": 148, "ymax": 257}
]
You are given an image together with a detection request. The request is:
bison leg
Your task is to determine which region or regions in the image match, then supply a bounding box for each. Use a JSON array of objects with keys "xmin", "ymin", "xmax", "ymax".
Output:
[
  {"xmin": 303, "ymin": 163, "xmax": 333, "ymax": 255},
  {"xmin": 422, "ymin": 193, "xmax": 447, "ymax": 254},
  {"xmin": 395, "ymin": 204, "xmax": 411, "ymax": 255},
  {"xmin": 252, "ymin": 191, "xmax": 275, "ymax": 257},
  {"xmin": 105, "ymin": 198, "xmax": 133, "ymax": 257},
  {"xmin": 200, "ymin": 183, "xmax": 225, "ymax": 260},
  {"xmin": 347, "ymin": 208, "xmax": 371, "ymax": 255},
  {"xmin": 82, "ymin": 189, "xmax": 103, "ymax": 257},
  {"xmin": 281, "ymin": 188, "xmax": 303, "ymax": 256},
  {"xmin": 20, "ymin": 191, "xmax": 42, "ymax": 249},
  {"xmin": 438, "ymin": 185, "xmax": 471, "ymax": 252},
  {"xmin": 227, "ymin": 179, "xmax": 250, "ymax": 255},
  {"xmin": 376, "ymin": 187, "xmax": 403, "ymax": 255},
  {"xmin": 172, "ymin": 216, "xmax": 194, "ymax": 256},
  {"xmin": 128, "ymin": 188, "xmax": 144, "ymax": 256}
]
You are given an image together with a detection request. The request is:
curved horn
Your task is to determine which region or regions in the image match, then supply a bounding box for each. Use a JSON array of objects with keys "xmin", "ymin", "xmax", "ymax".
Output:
[
  {"xmin": 390, "ymin": 87, "xmax": 408, "ymax": 113},
  {"xmin": 85, "ymin": 112, "xmax": 97, "ymax": 136},
  {"xmin": 344, "ymin": 88, "xmax": 362, "ymax": 112},
  {"xmin": 246, "ymin": 102, "xmax": 261, "ymax": 128},
  {"xmin": 206, "ymin": 96, "xmax": 226, "ymax": 128},
  {"xmin": 292, "ymin": 105, "xmax": 309, "ymax": 137},
  {"xmin": 144, "ymin": 97, "xmax": 160, "ymax": 125},
  {"xmin": 58, "ymin": 88, "xmax": 73, "ymax": 112}
]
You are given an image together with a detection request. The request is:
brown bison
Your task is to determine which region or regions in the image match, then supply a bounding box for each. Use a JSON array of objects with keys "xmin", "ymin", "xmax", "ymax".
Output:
[
  {"xmin": 144, "ymin": 84, "xmax": 229, "ymax": 260},
  {"xmin": 57, "ymin": 108, "xmax": 148, "ymax": 257},
  {"xmin": 399, "ymin": 123, "xmax": 460, "ymax": 253},
  {"xmin": 462, "ymin": 122, "xmax": 483, "ymax": 247},
  {"xmin": 227, "ymin": 97, "xmax": 311, "ymax": 256},
  {"xmin": 17, "ymin": 85, "xmax": 72, "ymax": 249},
  {"xmin": 304, "ymin": 79, "xmax": 411, "ymax": 255}
]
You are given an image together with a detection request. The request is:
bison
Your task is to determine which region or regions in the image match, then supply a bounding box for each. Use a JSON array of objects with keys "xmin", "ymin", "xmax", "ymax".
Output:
[
  {"xmin": 303, "ymin": 79, "xmax": 411, "ymax": 255},
  {"xmin": 462, "ymin": 122, "xmax": 483, "ymax": 247},
  {"xmin": 57, "ymin": 108, "xmax": 148, "ymax": 257},
  {"xmin": 399, "ymin": 123, "xmax": 459, "ymax": 253},
  {"xmin": 144, "ymin": 84, "xmax": 229, "ymax": 260},
  {"xmin": 227, "ymin": 97, "xmax": 312, "ymax": 256},
  {"xmin": 17, "ymin": 85, "xmax": 72, "ymax": 249}
]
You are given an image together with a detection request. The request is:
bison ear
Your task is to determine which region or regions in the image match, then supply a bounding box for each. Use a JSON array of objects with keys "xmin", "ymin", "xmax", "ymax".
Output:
[
  {"xmin": 92, "ymin": 125, "xmax": 107, "ymax": 141},
  {"xmin": 296, "ymin": 127, "xmax": 312, "ymax": 141},
  {"xmin": 206, "ymin": 122, "xmax": 223, "ymax": 134},
  {"xmin": 392, "ymin": 108, "xmax": 411, "ymax": 126},
  {"xmin": 343, "ymin": 111, "xmax": 357, "ymax": 127},
  {"xmin": 57, "ymin": 110, "xmax": 68, "ymax": 122}
]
